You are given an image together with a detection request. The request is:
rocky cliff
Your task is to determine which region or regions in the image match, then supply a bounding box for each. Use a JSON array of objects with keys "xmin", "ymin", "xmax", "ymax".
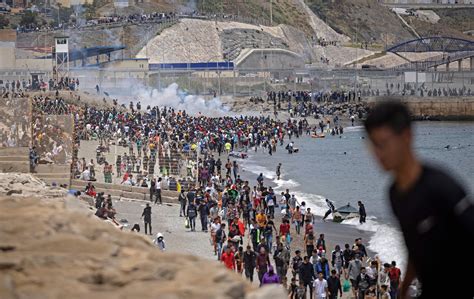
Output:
[{"xmin": 0, "ymin": 173, "xmax": 284, "ymax": 299}]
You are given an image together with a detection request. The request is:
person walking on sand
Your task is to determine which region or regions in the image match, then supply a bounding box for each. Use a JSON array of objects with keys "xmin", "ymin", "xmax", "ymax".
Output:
[
  {"xmin": 178, "ymin": 189, "xmax": 187, "ymax": 217},
  {"xmin": 346, "ymin": 254, "xmax": 362, "ymax": 299},
  {"xmin": 154, "ymin": 177, "xmax": 162, "ymax": 205},
  {"xmin": 187, "ymin": 200, "xmax": 198, "ymax": 232},
  {"xmin": 313, "ymin": 272, "xmax": 329, "ymax": 299},
  {"xmin": 389, "ymin": 261, "xmax": 402, "ymax": 299},
  {"xmin": 141, "ymin": 203, "xmax": 152, "ymax": 235},
  {"xmin": 358, "ymin": 201, "xmax": 366, "ymax": 224},
  {"xmin": 327, "ymin": 269, "xmax": 342, "ymax": 299},
  {"xmin": 256, "ymin": 246, "xmax": 270, "ymax": 285},
  {"xmin": 299, "ymin": 256, "xmax": 315, "ymax": 299},
  {"xmin": 243, "ymin": 245, "xmax": 257, "ymax": 282},
  {"xmin": 149, "ymin": 178, "xmax": 156, "ymax": 202},
  {"xmin": 322, "ymin": 198, "xmax": 335, "ymax": 222},
  {"xmin": 221, "ymin": 246, "xmax": 235, "ymax": 270},
  {"xmin": 365, "ymin": 101, "xmax": 474, "ymax": 299}
]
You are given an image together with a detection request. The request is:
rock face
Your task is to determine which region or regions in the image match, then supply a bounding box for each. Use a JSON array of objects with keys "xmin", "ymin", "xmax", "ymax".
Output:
[{"xmin": 0, "ymin": 174, "xmax": 285, "ymax": 299}]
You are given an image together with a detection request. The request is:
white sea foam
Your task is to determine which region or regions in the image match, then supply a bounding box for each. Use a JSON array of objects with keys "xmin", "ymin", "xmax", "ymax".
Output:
[
  {"xmin": 342, "ymin": 217, "xmax": 407, "ymax": 271},
  {"xmin": 343, "ymin": 125, "xmax": 365, "ymax": 132}
]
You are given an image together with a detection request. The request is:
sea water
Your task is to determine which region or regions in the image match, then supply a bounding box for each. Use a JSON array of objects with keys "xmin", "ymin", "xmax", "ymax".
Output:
[{"xmin": 240, "ymin": 122, "xmax": 474, "ymax": 270}]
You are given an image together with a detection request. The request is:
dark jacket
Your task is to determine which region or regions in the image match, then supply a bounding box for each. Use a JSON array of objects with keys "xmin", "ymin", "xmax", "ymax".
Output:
[
  {"xmin": 327, "ymin": 275, "xmax": 342, "ymax": 295},
  {"xmin": 243, "ymin": 250, "xmax": 257, "ymax": 269},
  {"xmin": 298, "ymin": 262, "xmax": 315, "ymax": 283},
  {"xmin": 187, "ymin": 203, "xmax": 197, "ymax": 218},
  {"xmin": 142, "ymin": 206, "xmax": 152, "ymax": 222}
]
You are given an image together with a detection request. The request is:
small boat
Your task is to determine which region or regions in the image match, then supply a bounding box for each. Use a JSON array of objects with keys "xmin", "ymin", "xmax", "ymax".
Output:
[
  {"xmin": 333, "ymin": 203, "xmax": 360, "ymax": 223},
  {"xmin": 311, "ymin": 134, "xmax": 325, "ymax": 138}
]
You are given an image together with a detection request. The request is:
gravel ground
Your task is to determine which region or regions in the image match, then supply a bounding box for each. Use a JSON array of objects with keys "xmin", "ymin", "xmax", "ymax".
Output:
[{"xmin": 113, "ymin": 199, "xmax": 217, "ymax": 260}]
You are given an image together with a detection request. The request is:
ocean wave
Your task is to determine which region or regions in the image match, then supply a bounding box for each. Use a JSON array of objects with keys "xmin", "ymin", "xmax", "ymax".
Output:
[
  {"xmin": 342, "ymin": 218, "xmax": 407, "ymax": 271},
  {"xmin": 343, "ymin": 125, "xmax": 365, "ymax": 132}
]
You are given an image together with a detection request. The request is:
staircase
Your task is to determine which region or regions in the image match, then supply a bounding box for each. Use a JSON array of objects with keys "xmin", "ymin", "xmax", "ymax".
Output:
[
  {"xmin": 70, "ymin": 179, "xmax": 179, "ymax": 203},
  {"xmin": 34, "ymin": 164, "xmax": 71, "ymax": 187},
  {"xmin": 0, "ymin": 147, "xmax": 30, "ymax": 173}
]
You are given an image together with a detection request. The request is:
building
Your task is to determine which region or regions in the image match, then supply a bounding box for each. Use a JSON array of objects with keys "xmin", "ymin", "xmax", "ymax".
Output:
[{"xmin": 0, "ymin": 29, "xmax": 53, "ymax": 82}]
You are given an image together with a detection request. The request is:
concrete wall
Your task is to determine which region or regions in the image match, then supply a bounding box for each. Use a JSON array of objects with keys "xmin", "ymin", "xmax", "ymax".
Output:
[
  {"xmin": 235, "ymin": 49, "xmax": 305, "ymax": 70},
  {"xmin": 368, "ymin": 96, "xmax": 474, "ymax": 120},
  {"xmin": 0, "ymin": 46, "xmax": 16, "ymax": 69}
]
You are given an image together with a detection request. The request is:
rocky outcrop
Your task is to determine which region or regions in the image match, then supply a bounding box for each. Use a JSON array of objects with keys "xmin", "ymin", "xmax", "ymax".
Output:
[{"xmin": 0, "ymin": 173, "xmax": 285, "ymax": 299}]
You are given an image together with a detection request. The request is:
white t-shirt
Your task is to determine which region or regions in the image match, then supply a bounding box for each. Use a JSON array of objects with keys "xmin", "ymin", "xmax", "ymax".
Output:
[
  {"xmin": 210, "ymin": 222, "xmax": 221, "ymax": 233},
  {"xmin": 313, "ymin": 279, "xmax": 328, "ymax": 298}
]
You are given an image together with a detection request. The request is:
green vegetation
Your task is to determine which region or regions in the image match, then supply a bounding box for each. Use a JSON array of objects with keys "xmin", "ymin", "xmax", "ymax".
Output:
[
  {"xmin": 20, "ymin": 11, "xmax": 39, "ymax": 27},
  {"xmin": 0, "ymin": 14, "xmax": 9, "ymax": 29}
]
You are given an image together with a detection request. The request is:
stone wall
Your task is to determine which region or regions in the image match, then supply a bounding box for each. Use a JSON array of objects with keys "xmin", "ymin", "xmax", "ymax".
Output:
[{"xmin": 367, "ymin": 96, "xmax": 474, "ymax": 120}]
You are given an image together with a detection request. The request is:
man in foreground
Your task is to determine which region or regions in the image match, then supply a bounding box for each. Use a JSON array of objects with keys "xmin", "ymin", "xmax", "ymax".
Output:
[{"xmin": 364, "ymin": 101, "xmax": 474, "ymax": 298}]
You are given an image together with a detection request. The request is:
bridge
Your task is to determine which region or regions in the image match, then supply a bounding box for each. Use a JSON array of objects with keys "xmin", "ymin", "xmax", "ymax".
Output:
[{"xmin": 387, "ymin": 37, "xmax": 474, "ymax": 71}]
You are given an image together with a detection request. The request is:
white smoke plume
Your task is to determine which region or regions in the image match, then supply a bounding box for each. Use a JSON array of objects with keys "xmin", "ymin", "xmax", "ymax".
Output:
[{"xmin": 113, "ymin": 82, "xmax": 230, "ymax": 116}]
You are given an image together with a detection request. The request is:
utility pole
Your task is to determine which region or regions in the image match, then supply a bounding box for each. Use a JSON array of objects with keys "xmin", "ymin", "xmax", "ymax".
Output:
[{"xmin": 270, "ymin": 0, "xmax": 273, "ymax": 26}]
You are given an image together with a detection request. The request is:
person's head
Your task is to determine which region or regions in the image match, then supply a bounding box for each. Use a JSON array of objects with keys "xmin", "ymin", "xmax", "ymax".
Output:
[
  {"xmin": 391, "ymin": 261, "xmax": 397, "ymax": 267},
  {"xmin": 335, "ymin": 245, "xmax": 340, "ymax": 251},
  {"xmin": 331, "ymin": 269, "xmax": 337, "ymax": 277},
  {"xmin": 358, "ymin": 201, "xmax": 362, "ymax": 206},
  {"xmin": 221, "ymin": 223, "xmax": 226, "ymax": 229},
  {"xmin": 381, "ymin": 285, "xmax": 388, "ymax": 292},
  {"xmin": 246, "ymin": 245, "xmax": 251, "ymax": 252},
  {"xmin": 146, "ymin": 203, "xmax": 150, "ymax": 207},
  {"xmin": 238, "ymin": 246, "xmax": 243, "ymax": 253},
  {"xmin": 345, "ymin": 243, "xmax": 350, "ymax": 249},
  {"xmin": 320, "ymin": 234, "xmax": 324, "ymax": 239},
  {"xmin": 384, "ymin": 263, "xmax": 391, "ymax": 272},
  {"xmin": 361, "ymin": 267, "xmax": 366, "ymax": 274},
  {"xmin": 354, "ymin": 253, "xmax": 360, "ymax": 260},
  {"xmin": 303, "ymin": 256, "xmax": 309, "ymax": 263},
  {"xmin": 364, "ymin": 101, "xmax": 413, "ymax": 172},
  {"xmin": 226, "ymin": 246, "xmax": 231, "ymax": 253},
  {"xmin": 295, "ymin": 250, "xmax": 301, "ymax": 257},
  {"xmin": 259, "ymin": 246, "xmax": 266, "ymax": 254},
  {"xmin": 318, "ymin": 272, "xmax": 324, "ymax": 280}
]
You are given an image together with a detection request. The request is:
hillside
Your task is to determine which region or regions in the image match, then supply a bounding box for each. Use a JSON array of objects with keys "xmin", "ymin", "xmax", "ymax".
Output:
[
  {"xmin": 305, "ymin": 0, "xmax": 415, "ymax": 44},
  {"xmin": 402, "ymin": 8, "xmax": 474, "ymax": 41}
]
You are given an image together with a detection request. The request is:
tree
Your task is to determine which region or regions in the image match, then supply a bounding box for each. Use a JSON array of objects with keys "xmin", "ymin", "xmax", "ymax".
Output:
[
  {"xmin": 20, "ymin": 11, "xmax": 38, "ymax": 28},
  {"xmin": 0, "ymin": 14, "xmax": 9, "ymax": 29}
]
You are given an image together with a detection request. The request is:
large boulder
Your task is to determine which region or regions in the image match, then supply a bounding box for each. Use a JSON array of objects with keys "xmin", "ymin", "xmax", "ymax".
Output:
[{"xmin": 0, "ymin": 175, "xmax": 286, "ymax": 299}]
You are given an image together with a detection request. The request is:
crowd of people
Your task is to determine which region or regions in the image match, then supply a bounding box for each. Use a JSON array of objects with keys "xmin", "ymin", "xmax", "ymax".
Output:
[
  {"xmin": 24, "ymin": 88, "xmax": 410, "ymax": 298},
  {"xmin": 15, "ymin": 11, "xmax": 177, "ymax": 33},
  {"xmin": 1, "ymin": 77, "xmax": 80, "ymax": 93},
  {"xmin": 167, "ymin": 160, "xmax": 403, "ymax": 299}
]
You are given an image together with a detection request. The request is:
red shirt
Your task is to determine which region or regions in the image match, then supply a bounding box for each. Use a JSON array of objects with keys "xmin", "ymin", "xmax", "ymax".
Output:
[
  {"xmin": 280, "ymin": 223, "xmax": 290, "ymax": 236},
  {"xmin": 221, "ymin": 252, "xmax": 235, "ymax": 270}
]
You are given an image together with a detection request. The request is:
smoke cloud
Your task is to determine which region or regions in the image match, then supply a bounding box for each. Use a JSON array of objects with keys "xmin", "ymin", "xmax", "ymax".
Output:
[{"xmin": 113, "ymin": 82, "xmax": 231, "ymax": 116}]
